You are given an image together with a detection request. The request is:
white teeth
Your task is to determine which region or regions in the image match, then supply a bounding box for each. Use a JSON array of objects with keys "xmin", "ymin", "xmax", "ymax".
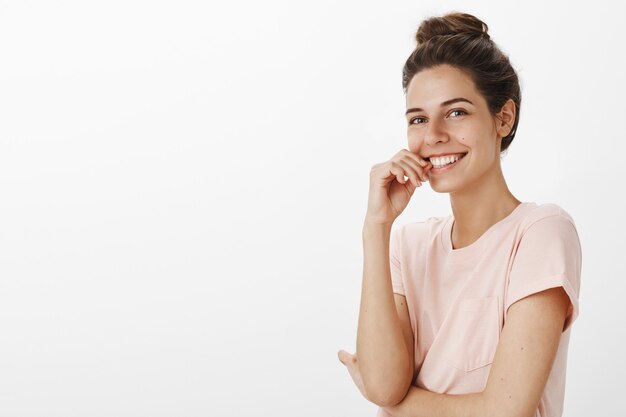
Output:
[{"xmin": 431, "ymin": 154, "xmax": 463, "ymax": 168}]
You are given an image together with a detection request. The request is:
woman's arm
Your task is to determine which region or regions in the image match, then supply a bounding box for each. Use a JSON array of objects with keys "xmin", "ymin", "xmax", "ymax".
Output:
[
  {"xmin": 357, "ymin": 221, "xmax": 414, "ymax": 407},
  {"xmin": 382, "ymin": 286, "xmax": 570, "ymax": 417}
]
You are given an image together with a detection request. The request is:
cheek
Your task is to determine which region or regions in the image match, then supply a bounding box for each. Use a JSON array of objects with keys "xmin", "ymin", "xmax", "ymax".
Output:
[{"xmin": 407, "ymin": 134, "xmax": 422, "ymax": 152}]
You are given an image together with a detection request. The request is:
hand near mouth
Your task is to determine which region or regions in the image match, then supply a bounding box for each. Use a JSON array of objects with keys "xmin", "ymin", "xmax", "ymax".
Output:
[{"xmin": 365, "ymin": 149, "xmax": 432, "ymax": 225}]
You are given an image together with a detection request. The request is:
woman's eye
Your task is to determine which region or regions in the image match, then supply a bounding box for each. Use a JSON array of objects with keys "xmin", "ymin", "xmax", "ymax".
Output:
[
  {"xmin": 409, "ymin": 110, "xmax": 467, "ymax": 125},
  {"xmin": 449, "ymin": 109, "xmax": 468, "ymax": 117}
]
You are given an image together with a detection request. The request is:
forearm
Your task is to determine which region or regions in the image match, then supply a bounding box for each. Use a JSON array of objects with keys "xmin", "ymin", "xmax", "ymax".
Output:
[
  {"xmin": 382, "ymin": 385, "xmax": 485, "ymax": 417},
  {"xmin": 357, "ymin": 221, "xmax": 412, "ymax": 405}
]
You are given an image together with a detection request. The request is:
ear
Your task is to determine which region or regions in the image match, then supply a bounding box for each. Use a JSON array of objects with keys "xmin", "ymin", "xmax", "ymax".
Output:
[{"xmin": 495, "ymin": 98, "xmax": 516, "ymax": 138}]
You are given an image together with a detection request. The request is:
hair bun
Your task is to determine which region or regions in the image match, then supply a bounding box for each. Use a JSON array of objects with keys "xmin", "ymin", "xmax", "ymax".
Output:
[{"xmin": 415, "ymin": 12, "xmax": 489, "ymax": 44}]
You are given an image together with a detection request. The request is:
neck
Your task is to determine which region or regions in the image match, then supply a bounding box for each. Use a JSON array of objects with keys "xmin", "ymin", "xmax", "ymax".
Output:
[{"xmin": 448, "ymin": 160, "xmax": 521, "ymax": 249}]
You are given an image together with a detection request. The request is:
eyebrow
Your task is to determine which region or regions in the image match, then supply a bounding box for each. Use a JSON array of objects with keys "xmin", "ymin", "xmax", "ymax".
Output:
[{"xmin": 405, "ymin": 97, "xmax": 474, "ymax": 115}]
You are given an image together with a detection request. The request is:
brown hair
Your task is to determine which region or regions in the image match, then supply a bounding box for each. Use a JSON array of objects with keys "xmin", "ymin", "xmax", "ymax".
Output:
[{"xmin": 402, "ymin": 12, "xmax": 521, "ymax": 153}]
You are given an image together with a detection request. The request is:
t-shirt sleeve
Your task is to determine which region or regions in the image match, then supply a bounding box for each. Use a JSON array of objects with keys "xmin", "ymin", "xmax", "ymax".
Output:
[
  {"xmin": 389, "ymin": 226, "xmax": 405, "ymax": 295},
  {"xmin": 505, "ymin": 214, "xmax": 582, "ymax": 332}
]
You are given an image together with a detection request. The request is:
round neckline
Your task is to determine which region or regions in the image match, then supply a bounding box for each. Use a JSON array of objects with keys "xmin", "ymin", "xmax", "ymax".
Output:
[{"xmin": 441, "ymin": 202, "xmax": 536, "ymax": 260}]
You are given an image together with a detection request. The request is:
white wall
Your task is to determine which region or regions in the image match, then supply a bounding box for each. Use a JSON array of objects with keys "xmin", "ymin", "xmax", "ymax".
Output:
[{"xmin": 0, "ymin": 0, "xmax": 623, "ymax": 415}]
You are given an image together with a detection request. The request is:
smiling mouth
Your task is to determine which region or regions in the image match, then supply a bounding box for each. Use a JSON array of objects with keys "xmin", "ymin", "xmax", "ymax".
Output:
[{"xmin": 426, "ymin": 152, "xmax": 468, "ymax": 168}]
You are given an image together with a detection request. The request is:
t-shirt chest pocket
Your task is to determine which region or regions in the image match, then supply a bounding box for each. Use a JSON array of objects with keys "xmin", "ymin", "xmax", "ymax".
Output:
[{"xmin": 439, "ymin": 296, "xmax": 500, "ymax": 372}]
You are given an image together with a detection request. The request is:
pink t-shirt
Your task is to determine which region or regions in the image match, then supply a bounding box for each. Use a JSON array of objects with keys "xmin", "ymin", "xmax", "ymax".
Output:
[{"xmin": 376, "ymin": 202, "xmax": 582, "ymax": 417}]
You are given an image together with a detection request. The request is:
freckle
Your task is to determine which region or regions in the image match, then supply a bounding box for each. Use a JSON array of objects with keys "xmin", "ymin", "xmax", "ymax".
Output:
[
  {"xmin": 500, "ymin": 377, "xmax": 503, "ymax": 381},
  {"xmin": 521, "ymin": 347, "xmax": 524, "ymax": 350},
  {"xmin": 509, "ymin": 395, "xmax": 512, "ymax": 399}
]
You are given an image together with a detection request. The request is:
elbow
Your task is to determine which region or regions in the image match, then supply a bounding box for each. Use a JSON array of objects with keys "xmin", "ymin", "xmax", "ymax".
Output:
[
  {"xmin": 366, "ymin": 389, "xmax": 406, "ymax": 408},
  {"xmin": 363, "ymin": 378, "xmax": 411, "ymax": 408}
]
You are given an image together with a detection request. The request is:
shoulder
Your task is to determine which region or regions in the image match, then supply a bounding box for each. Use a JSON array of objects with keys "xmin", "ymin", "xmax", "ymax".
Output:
[
  {"xmin": 518, "ymin": 202, "xmax": 578, "ymax": 235},
  {"xmin": 515, "ymin": 203, "xmax": 582, "ymax": 261},
  {"xmin": 391, "ymin": 215, "xmax": 448, "ymax": 251},
  {"xmin": 393, "ymin": 215, "xmax": 447, "ymax": 237}
]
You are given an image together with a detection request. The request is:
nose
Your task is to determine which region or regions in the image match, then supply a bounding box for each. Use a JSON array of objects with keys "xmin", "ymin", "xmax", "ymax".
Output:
[{"xmin": 424, "ymin": 118, "xmax": 450, "ymax": 147}]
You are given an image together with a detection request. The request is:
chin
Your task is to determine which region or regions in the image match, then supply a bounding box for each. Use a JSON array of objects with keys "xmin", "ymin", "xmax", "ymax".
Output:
[{"xmin": 428, "ymin": 179, "xmax": 462, "ymax": 194}]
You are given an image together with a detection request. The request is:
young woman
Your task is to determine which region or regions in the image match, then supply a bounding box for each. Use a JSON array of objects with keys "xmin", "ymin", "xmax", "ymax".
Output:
[{"xmin": 338, "ymin": 12, "xmax": 582, "ymax": 417}]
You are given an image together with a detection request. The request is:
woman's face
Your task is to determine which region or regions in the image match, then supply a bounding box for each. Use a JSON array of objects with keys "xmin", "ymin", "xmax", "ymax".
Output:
[{"xmin": 406, "ymin": 64, "xmax": 509, "ymax": 194}]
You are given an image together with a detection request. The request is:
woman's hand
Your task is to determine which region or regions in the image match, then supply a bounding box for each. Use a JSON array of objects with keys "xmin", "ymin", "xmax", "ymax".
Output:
[
  {"xmin": 365, "ymin": 149, "xmax": 432, "ymax": 225},
  {"xmin": 338, "ymin": 350, "xmax": 368, "ymax": 400}
]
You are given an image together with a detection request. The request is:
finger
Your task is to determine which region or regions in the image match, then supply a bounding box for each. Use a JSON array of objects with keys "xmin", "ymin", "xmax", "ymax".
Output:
[
  {"xmin": 401, "ymin": 149, "xmax": 428, "ymax": 168},
  {"xmin": 395, "ymin": 159, "xmax": 422, "ymax": 187},
  {"xmin": 402, "ymin": 156, "xmax": 429, "ymax": 183},
  {"xmin": 340, "ymin": 350, "xmax": 357, "ymax": 364},
  {"xmin": 402, "ymin": 151, "xmax": 430, "ymax": 181},
  {"xmin": 402, "ymin": 159, "xmax": 426, "ymax": 184},
  {"xmin": 403, "ymin": 173, "xmax": 419, "ymax": 191},
  {"xmin": 393, "ymin": 160, "xmax": 418, "ymax": 186},
  {"xmin": 414, "ymin": 154, "xmax": 428, "ymax": 167},
  {"xmin": 386, "ymin": 162, "xmax": 400, "ymax": 183},
  {"xmin": 422, "ymin": 162, "xmax": 432, "ymax": 181},
  {"xmin": 415, "ymin": 159, "xmax": 432, "ymax": 182},
  {"xmin": 404, "ymin": 156, "xmax": 427, "ymax": 183},
  {"xmin": 388, "ymin": 161, "xmax": 408, "ymax": 184},
  {"xmin": 338, "ymin": 350, "xmax": 351, "ymax": 365}
]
